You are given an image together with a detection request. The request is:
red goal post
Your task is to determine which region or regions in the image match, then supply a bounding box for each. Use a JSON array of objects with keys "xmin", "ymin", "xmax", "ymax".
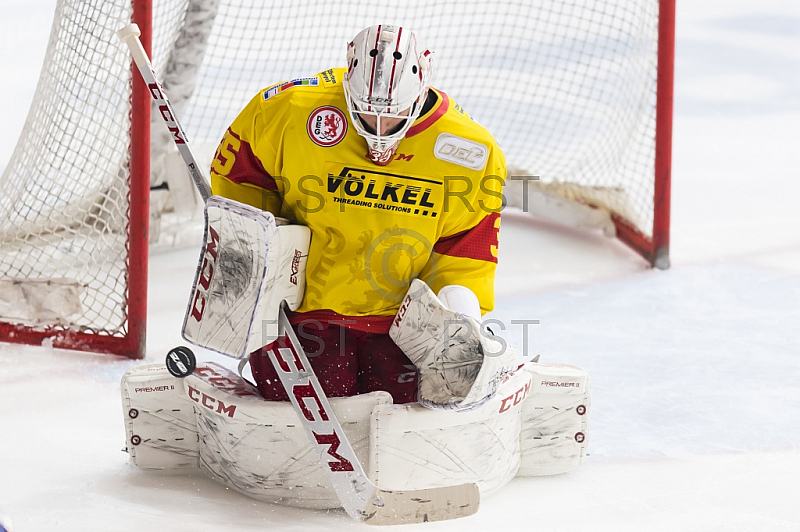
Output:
[
  {"xmin": 0, "ymin": 0, "xmax": 152, "ymax": 358},
  {"xmin": 0, "ymin": 0, "xmax": 674, "ymax": 358}
]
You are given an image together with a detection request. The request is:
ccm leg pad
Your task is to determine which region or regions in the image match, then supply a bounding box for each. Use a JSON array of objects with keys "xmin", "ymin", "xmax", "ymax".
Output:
[
  {"xmin": 121, "ymin": 364, "xmax": 199, "ymax": 471},
  {"xmin": 184, "ymin": 362, "xmax": 392, "ymax": 509},
  {"xmin": 517, "ymin": 363, "xmax": 591, "ymax": 476}
]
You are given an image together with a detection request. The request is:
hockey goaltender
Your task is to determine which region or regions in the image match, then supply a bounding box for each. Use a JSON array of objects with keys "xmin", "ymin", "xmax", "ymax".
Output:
[{"xmin": 119, "ymin": 24, "xmax": 590, "ymax": 525}]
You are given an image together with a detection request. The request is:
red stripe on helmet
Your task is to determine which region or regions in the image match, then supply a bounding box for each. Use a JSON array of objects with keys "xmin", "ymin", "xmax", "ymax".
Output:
[
  {"xmin": 387, "ymin": 27, "xmax": 402, "ymax": 112},
  {"xmin": 420, "ymin": 49, "xmax": 431, "ymax": 81},
  {"xmin": 368, "ymin": 25, "xmax": 381, "ymax": 112}
]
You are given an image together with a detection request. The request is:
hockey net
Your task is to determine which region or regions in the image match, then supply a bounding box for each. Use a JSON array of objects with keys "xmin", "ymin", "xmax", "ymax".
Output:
[{"xmin": 0, "ymin": 0, "xmax": 673, "ymax": 357}]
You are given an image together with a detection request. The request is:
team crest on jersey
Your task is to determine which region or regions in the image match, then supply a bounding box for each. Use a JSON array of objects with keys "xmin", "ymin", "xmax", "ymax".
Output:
[{"xmin": 307, "ymin": 106, "xmax": 347, "ymax": 147}]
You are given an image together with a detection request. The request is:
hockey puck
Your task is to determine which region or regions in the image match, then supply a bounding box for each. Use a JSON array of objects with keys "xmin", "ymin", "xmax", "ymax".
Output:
[{"xmin": 165, "ymin": 346, "xmax": 196, "ymax": 378}]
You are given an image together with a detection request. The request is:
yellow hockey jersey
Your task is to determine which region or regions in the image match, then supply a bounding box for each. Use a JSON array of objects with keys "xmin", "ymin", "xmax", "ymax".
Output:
[{"xmin": 210, "ymin": 68, "xmax": 506, "ymax": 332}]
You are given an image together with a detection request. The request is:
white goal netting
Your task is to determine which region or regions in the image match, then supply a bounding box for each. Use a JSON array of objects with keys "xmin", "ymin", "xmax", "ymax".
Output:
[{"xmin": 0, "ymin": 0, "xmax": 665, "ymax": 353}]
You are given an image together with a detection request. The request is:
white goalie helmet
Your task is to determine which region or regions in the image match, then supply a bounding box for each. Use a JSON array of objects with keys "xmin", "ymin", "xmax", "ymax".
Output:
[{"xmin": 343, "ymin": 25, "xmax": 434, "ymax": 165}]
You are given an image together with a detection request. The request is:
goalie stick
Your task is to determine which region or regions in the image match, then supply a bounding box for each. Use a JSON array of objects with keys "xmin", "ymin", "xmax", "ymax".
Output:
[
  {"xmin": 116, "ymin": 24, "xmax": 211, "ymax": 202},
  {"xmin": 116, "ymin": 24, "xmax": 480, "ymax": 525}
]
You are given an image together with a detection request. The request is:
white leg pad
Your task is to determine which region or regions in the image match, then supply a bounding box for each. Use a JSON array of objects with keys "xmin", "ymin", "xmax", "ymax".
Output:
[
  {"xmin": 517, "ymin": 363, "xmax": 591, "ymax": 476},
  {"xmin": 370, "ymin": 367, "xmax": 533, "ymax": 497},
  {"xmin": 120, "ymin": 364, "xmax": 199, "ymax": 471},
  {"xmin": 184, "ymin": 362, "xmax": 392, "ymax": 509},
  {"xmin": 121, "ymin": 360, "xmax": 590, "ymax": 505}
]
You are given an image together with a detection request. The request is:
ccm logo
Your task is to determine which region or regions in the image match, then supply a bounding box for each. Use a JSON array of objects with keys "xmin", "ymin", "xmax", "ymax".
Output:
[
  {"xmin": 190, "ymin": 225, "xmax": 220, "ymax": 322},
  {"xmin": 272, "ymin": 345, "xmax": 355, "ymax": 473},
  {"xmin": 289, "ymin": 249, "xmax": 302, "ymax": 285},
  {"xmin": 498, "ymin": 380, "xmax": 532, "ymax": 413},
  {"xmin": 362, "ymin": 152, "xmax": 414, "ymax": 162},
  {"xmin": 187, "ymin": 385, "xmax": 236, "ymax": 418},
  {"xmin": 148, "ymin": 82, "xmax": 185, "ymax": 145},
  {"xmin": 195, "ymin": 365, "xmax": 261, "ymax": 398},
  {"xmin": 393, "ymin": 294, "xmax": 413, "ymax": 328}
]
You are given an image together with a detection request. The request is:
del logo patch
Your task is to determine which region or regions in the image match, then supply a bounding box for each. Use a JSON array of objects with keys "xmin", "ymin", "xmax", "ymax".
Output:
[
  {"xmin": 434, "ymin": 133, "xmax": 488, "ymax": 170},
  {"xmin": 307, "ymin": 106, "xmax": 347, "ymax": 147}
]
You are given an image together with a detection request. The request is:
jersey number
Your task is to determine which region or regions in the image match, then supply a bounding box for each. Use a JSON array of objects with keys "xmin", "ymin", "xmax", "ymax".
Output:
[
  {"xmin": 211, "ymin": 130, "xmax": 241, "ymax": 177},
  {"xmin": 490, "ymin": 216, "xmax": 501, "ymax": 259}
]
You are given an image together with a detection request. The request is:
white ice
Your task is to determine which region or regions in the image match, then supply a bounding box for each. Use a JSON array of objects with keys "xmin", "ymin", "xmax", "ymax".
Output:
[{"xmin": 2, "ymin": 0, "xmax": 800, "ymax": 530}]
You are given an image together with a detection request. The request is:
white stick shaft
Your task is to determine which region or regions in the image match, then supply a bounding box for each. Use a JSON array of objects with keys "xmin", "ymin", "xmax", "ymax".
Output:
[
  {"xmin": 116, "ymin": 23, "xmax": 212, "ymax": 201},
  {"xmin": 271, "ymin": 304, "xmax": 373, "ymax": 520}
]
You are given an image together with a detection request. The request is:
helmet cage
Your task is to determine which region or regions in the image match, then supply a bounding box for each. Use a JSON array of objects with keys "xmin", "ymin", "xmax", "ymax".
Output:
[{"xmin": 343, "ymin": 25, "xmax": 433, "ymax": 162}]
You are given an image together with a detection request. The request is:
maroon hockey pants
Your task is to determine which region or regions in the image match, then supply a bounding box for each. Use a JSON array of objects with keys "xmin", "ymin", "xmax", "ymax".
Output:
[{"xmin": 249, "ymin": 321, "xmax": 418, "ymax": 404}]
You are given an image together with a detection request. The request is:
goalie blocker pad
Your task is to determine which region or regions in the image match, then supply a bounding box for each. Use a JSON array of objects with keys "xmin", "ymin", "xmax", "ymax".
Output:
[
  {"xmin": 182, "ymin": 196, "xmax": 310, "ymax": 359},
  {"xmin": 121, "ymin": 360, "xmax": 590, "ymax": 507}
]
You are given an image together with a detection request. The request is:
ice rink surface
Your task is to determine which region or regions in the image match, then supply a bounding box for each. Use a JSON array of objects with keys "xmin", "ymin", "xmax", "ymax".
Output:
[{"xmin": 1, "ymin": 0, "xmax": 799, "ymax": 530}]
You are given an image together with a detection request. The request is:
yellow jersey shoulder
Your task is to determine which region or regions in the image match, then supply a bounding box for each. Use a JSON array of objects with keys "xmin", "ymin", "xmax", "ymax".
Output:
[
  {"xmin": 407, "ymin": 88, "xmax": 505, "ymax": 178},
  {"xmin": 258, "ymin": 67, "xmax": 344, "ymax": 104},
  {"xmin": 439, "ymin": 92, "xmax": 499, "ymax": 148}
]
